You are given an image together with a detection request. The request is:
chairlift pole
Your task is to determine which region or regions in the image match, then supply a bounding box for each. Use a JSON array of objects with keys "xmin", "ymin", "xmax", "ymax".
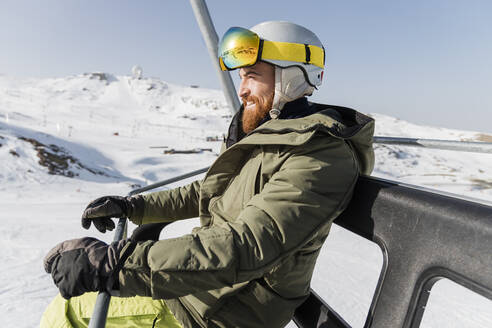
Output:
[
  {"xmin": 374, "ymin": 136, "xmax": 492, "ymax": 154},
  {"xmin": 88, "ymin": 218, "xmax": 127, "ymax": 328},
  {"xmin": 189, "ymin": 0, "xmax": 241, "ymax": 115}
]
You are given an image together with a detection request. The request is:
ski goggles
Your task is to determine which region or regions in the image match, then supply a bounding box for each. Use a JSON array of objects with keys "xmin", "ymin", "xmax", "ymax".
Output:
[{"xmin": 218, "ymin": 27, "xmax": 325, "ymax": 71}]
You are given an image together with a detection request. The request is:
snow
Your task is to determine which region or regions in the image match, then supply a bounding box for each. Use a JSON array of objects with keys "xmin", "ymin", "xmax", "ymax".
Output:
[{"xmin": 0, "ymin": 73, "xmax": 490, "ymax": 327}]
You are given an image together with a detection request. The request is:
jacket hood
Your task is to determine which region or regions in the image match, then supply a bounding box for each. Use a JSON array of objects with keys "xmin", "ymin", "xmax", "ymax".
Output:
[{"xmin": 225, "ymin": 97, "xmax": 375, "ymax": 175}]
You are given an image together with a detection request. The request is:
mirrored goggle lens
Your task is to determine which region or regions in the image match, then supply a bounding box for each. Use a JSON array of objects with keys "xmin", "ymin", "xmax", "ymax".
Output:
[{"xmin": 218, "ymin": 27, "xmax": 260, "ymax": 71}]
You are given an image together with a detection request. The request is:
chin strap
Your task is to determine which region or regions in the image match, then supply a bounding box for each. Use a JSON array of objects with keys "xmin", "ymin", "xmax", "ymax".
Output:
[{"xmin": 270, "ymin": 66, "xmax": 314, "ymax": 119}]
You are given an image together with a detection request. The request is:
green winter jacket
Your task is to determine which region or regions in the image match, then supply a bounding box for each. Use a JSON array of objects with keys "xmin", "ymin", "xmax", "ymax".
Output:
[{"xmin": 120, "ymin": 98, "xmax": 374, "ymax": 327}]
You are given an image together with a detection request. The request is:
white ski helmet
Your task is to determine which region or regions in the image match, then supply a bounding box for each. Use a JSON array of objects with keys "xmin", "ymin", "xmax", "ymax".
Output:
[
  {"xmin": 250, "ymin": 21, "xmax": 325, "ymax": 116},
  {"xmin": 250, "ymin": 21, "xmax": 325, "ymax": 87}
]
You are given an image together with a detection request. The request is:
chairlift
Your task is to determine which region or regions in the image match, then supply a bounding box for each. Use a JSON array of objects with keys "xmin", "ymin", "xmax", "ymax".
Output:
[{"xmin": 88, "ymin": 1, "xmax": 492, "ymax": 327}]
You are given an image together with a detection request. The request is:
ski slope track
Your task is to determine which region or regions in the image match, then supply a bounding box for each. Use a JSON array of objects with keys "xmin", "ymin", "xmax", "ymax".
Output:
[{"xmin": 0, "ymin": 73, "xmax": 490, "ymax": 327}]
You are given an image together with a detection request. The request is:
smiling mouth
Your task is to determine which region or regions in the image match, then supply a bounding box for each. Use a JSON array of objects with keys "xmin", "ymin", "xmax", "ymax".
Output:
[{"xmin": 245, "ymin": 102, "xmax": 255, "ymax": 110}]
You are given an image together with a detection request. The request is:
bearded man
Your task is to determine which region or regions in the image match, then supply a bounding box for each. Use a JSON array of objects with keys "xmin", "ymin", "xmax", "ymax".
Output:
[{"xmin": 42, "ymin": 21, "xmax": 374, "ymax": 328}]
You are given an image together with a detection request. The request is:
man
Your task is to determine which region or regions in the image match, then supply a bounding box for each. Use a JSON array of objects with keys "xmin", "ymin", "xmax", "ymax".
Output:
[{"xmin": 43, "ymin": 21, "xmax": 374, "ymax": 327}]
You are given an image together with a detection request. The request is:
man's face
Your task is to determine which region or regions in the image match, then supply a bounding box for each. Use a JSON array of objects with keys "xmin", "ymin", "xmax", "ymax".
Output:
[{"xmin": 238, "ymin": 61, "xmax": 275, "ymax": 134}]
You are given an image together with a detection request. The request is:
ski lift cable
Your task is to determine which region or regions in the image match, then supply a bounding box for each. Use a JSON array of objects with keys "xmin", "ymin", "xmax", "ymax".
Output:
[{"xmin": 374, "ymin": 136, "xmax": 492, "ymax": 154}]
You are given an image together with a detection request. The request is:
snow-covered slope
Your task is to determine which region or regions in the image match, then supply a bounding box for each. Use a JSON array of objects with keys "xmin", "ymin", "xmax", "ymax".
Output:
[
  {"xmin": 0, "ymin": 73, "xmax": 229, "ymax": 189},
  {"xmin": 0, "ymin": 73, "xmax": 490, "ymax": 327},
  {"xmin": 372, "ymin": 113, "xmax": 492, "ymax": 202}
]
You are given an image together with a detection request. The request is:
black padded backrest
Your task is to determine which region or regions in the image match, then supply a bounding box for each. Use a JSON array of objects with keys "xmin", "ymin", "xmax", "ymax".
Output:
[{"xmin": 294, "ymin": 176, "xmax": 492, "ymax": 328}]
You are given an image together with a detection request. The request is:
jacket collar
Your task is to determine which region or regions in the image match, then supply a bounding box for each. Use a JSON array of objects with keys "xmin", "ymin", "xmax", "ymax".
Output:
[
  {"xmin": 222, "ymin": 98, "xmax": 375, "ymax": 175},
  {"xmin": 225, "ymin": 97, "xmax": 373, "ymax": 147}
]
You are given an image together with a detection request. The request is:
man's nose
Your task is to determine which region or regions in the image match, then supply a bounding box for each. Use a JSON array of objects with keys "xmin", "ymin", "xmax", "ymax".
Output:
[{"xmin": 239, "ymin": 82, "xmax": 250, "ymax": 99}]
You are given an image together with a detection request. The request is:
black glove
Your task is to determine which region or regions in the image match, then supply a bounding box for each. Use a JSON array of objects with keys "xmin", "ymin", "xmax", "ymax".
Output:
[
  {"xmin": 43, "ymin": 237, "xmax": 132, "ymax": 299},
  {"xmin": 81, "ymin": 196, "xmax": 134, "ymax": 233}
]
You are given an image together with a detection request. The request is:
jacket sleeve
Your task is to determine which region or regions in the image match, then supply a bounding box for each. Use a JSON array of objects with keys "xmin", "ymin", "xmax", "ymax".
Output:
[
  {"xmin": 130, "ymin": 180, "xmax": 202, "ymax": 225},
  {"xmin": 119, "ymin": 139, "xmax": 359, "ymax": 299}
]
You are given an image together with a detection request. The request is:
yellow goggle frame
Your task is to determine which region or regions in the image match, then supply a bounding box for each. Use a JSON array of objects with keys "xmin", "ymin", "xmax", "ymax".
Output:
[{"xmin": 218, "ymin": 27, "xmax": 324, "ymax": 71}]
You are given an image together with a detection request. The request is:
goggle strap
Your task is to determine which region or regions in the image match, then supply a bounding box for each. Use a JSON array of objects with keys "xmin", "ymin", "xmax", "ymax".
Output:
[
  {"xmin": 257, "ymin": 39, "xmax": 264, "ymax": 65},
  {"xmin": 219, "ymin": 57, "xmax": 227, "ymax": 71}
]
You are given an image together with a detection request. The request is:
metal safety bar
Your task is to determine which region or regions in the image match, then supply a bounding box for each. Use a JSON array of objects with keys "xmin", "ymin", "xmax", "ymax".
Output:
[
  {"xmin": 374, "ymin": 136, "xmax": 492, "ymax": 154},
  {"xmin": 88, "ymin": 167, "xmax": 210, "ymax": 328}
]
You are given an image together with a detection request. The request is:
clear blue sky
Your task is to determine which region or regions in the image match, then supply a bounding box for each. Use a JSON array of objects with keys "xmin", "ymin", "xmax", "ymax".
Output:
[{"xmin": 1, "ymin": 0, "xmax": 491, "ymax": 133}]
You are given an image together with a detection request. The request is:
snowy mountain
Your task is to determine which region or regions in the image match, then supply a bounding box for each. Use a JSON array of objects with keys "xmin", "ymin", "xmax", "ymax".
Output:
[
  {"xmin": 0, "ymin": 73, "xmax": 231, "ymax": 201},
  {"xmin": 0, "ymin": 73, "xmax": 491, "ymax": 327}
]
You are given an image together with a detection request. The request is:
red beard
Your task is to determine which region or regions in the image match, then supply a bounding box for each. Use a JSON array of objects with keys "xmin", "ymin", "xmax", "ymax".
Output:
[{"xmin": 241, "ymin": 93, "xmax": 274, "ymax": 134}]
